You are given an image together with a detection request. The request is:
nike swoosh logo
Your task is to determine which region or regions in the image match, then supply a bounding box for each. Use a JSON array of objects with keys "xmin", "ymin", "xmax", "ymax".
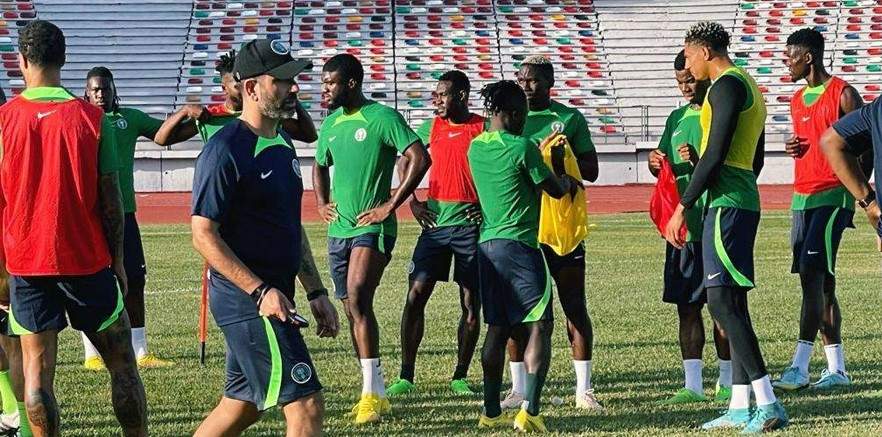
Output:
[
  {"xmin": 36, "ymin": 111, "xmax": 56, "ymax": 119},
  {"xmin": 802, "ymin": 116, "xmax": 811, "ymax": 122},
  {"xmin": 448, "ymin": 132, "xmax": 463, "ymax": 138},
  {"xmin": 807, "ymin": 250, "xmax": 820, "ymax": 255},
  {"xmin": 260, "ymin": 170, "xmax": 273, "ymax": 179},
  {"xmin": 328, "ymin": 136, "xmax": 337, "ymax": 142},
  {"xmin": 673, "ymin": 130, "xmax": 682, "ymax": 136},
  {"xmin": 707, "ymin": 272, "xmax": 722, "ymax": 280}
]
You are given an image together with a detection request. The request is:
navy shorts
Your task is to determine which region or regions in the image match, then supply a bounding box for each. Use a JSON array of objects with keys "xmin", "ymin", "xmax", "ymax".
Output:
[
  {"xmin": 8, "ymin": 268, "xmax": 124, "ymax": 335},
  {"xmin": 702, "ymin": 207, "xmax": 760, "ymax": 290},
  {"xmin": 791, "ymin": 206, "xmax": 854, "ymax": 275},
  {"xmin": 221, "ymin": 316, "xmax": 322, "ymax": 410},
  {"xmin": 540, "ymin": 242, "xmax": 586, "ymax": 277},
  {"xmin": 409, "ymin": 225, "xmax": 478, "ymax": 290},
  {"xmin": 478, "ymin": 239, "xmax": 553, "ymax": 327},
  {"xmin": 328, "ymin": 233, "xmax": 396, "ymax": 299},
  {"xmin": 124, "ymin": 213, "xmax": 147, "ymax": 280},
  {"xmin": 663, "ymin": 241, "xmax": 706, "ymax": 305}
]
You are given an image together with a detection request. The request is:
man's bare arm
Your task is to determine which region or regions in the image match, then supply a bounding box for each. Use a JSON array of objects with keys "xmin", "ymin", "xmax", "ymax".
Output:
[
  {"xmin": 280, "ymin": 102, "xmax": 318, "ymax": 143},
  {"xmin": 98, "ymin": 173, "xmax": 127, "ymax": 293},
  {"xmin": 191, "ymin": 216, "xmax": 262, "ymax": 293},
  {"xmin": 296, "ymin": 225, "xmax": 326, "ymax": 293},
  {"xmin": 820, "ymin": 127, "xmax": 873, "ymax": 200},
  {"xmin": 153, "ymin": 106, "xmax": 202, "ymax": 146}
]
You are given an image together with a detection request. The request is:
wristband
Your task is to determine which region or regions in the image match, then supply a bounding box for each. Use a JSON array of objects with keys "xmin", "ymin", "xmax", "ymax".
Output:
[
  {"xmin": 251, "ymin": 283, "xmax": 271, "ymax": 307},
  {"xmin": 307, "ymin": 288, "xmax": 328, "ymax": 301},
  {"xmin": 859, "ymin": 190, "xmax": 876, "ymax": 209}
]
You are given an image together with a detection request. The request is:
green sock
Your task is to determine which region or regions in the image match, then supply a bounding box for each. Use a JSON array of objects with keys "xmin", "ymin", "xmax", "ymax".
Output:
[
  {"xmin": 0, "ymin": 371, "xmax": 15, "ymax": 415},
  {"xmin": 482, "ymin": 377, "xmax": 502, "ymax": 418},
  {"xmin": 524, "ymin": 373, "xmax": 542, "ymax": 416},
  {"xmin": 18, "ymin": 401, "xmax": 32, "ymax": 437}
]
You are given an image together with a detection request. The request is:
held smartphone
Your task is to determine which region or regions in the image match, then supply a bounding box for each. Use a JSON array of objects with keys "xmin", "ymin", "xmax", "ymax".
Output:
[{"xmin": 288, "ymin": 309, "xmax": 310, "ymax": 328}]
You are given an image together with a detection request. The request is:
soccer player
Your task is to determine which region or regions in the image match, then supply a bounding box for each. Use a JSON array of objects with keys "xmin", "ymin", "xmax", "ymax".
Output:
[
  {"xmin": 666, "ymin": 22, "xmax": 788, "ymax": 432},
  {"xmin": 387, "ymin": 70, "xmax": 484, "ymax": 397},
  {"xmin": 500, "ymin": 54, "xmax": 600, "ymax": 410},
  {"xmin": 79, "ymin": 66, "xmax": 180, "ymax": 370},
  {"xmin": 773, "ymin": 28, "xmax": 864, "ymax": 392},
  {"xmin": 191, "ymin": 39, "xmax": 339, "ymax": 437},
  {"xmin": 313, "ymin": 54, "xmax": 429, "ymax": 424},
  {"xmin": 470, "ymin": 80, "xmax": 581, "ymax": 432},
  {"xmin": 0, "ymin": 267, "xmax": 29, "ymax": 437},
  {"xmin": 0, "ymin": 20, "xmax": 146, "ymax": 435},
  {"xmin": 649, "ymin": 50, "xmax": 732, "ymax": 404}
]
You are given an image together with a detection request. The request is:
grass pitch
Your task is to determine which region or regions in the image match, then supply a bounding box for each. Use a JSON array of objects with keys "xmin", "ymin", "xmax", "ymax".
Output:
[{"xmin": 52, "ymin": 212, "xmax": 882, "ymax": 435}]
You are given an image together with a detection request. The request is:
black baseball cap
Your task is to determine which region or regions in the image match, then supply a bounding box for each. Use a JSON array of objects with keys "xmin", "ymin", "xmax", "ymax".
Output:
[{"xmin": 233, "ymin": 39, "xmax": 312, "ymax": 81}]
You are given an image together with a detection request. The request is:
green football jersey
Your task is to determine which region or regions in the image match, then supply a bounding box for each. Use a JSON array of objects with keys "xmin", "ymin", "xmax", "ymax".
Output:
[
  {"xmin": 467, "ymin": 130, "xmax": 553, "ymax": 248},
  {"xmin": 522, "ymin": 100, "xmax": 595, "ymax": 155},
  {"xmin": 103, "ymin": 108, "xmax": 163, "ymax": 213},
  {"xmin": 316, "ymin": 101, "xmax": 420, "ymax": 238},
  {"xmin": 657, "ymin": 105, "xmax": 706, "ymax": 242}
]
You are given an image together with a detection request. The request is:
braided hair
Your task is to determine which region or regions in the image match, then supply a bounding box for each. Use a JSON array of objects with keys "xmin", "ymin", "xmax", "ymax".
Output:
[
  {"xmin": 216, "ymin": 50, "xmax": 236, "ymax": 76},
  {"xmin": 479, "ymin": 80, "xmax": 527, "ymax": 116},
  {"xmin": 85, "ymin": 66, "xmax": 119, "ymax": 112}
]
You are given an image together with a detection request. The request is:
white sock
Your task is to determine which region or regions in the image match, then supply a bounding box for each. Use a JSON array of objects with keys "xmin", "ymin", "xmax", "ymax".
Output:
[
  {"xmin": 81, "ymin": 332, "xmax": 100, "ymax": 360},
  {"xmin": 791, "ymin": 340, "xmax": 813, "ymax": 374},
  {"xmin": 824, "ymin": 344, "xmax": 845, "ymax": 374},
  {"xmin": 510, "ymin": 362, "xmax": 526, "ymax": 394},
  {"xmin": 751, "ymin": 375, "xmax": 777, "ymax": 406},
  {"xmin": 360, "ymin": 358, "xmax": 384, "ymax": 396},
  {"xmin": 573, "ymin": 360, "xmax": 592, "ymax": 396},
  {"xmin": 131, "ymin": 327, "xmax": 147, "ymax": 358},
  {"xmin": 718, "ymin": 359, "xmax": 732, "ymax": 388},
  {"xmin": 729, "ymin": 384, "xmax": 751, "ymax": 410},
  {"xmin": 683, "ymin": 359, "xmax": 703, "ymax": 394}
]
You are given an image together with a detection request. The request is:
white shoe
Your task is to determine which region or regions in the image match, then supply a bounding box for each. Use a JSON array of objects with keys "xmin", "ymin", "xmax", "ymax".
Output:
[
  {"xmin": 0, "ymin": 411, "xmax": 20, "ymax": 436},
  {"xmin": 576, "ymin": 390, "xmax": 604, "ymax": 411},
  {"xmin": 499, "ymin": 390, "xmax": 524, "ymax": 410}
]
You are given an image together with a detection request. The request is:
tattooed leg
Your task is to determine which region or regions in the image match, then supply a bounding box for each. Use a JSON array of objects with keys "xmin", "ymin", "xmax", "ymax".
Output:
[
  {"xmin": 88, "ymin": 312, "xmax": 147, "ymax": 437},
  {"xmin": 19, "ymin": 330, "xmax": 59, "ymax": 437}
]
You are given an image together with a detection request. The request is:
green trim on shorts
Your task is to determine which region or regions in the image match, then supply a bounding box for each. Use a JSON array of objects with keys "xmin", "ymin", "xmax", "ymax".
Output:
[
  {"xmin": 824, "ymin": 208, "xmax": 840, "ymax": 276},
  {"xmin": 261, "ymin": 317, "xmax": 283, "ymax": 410},
  {"xmin": 714, "ymin": 210, "xmax": 755, "ymax": 288},
  {"xmin": 7, "ymin": 307, "xmax": 32, "ymax": 336},
  {"xmin": 522, "ymin": 256, "xmax": 553, "ymax": 323},
  {"xmin": 97, "ymin": 284, "xmax": 126, "ymax": 332},
  {"xmin": 377, "ymin": 234, "xmax": 386, "ymax": 254}
]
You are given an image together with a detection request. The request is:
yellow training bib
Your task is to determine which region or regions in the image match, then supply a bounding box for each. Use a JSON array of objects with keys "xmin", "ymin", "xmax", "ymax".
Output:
[{"xmin": 538, "ymin": 134, "xmax": 588, "ymax": 256}]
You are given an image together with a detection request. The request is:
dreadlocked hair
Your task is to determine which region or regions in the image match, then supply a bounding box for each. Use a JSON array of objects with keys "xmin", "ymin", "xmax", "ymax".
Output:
[
  {"xmin": 480, "ymin": 80, "xmax": 527, "ymax": 116},
  {"xmin": 86, "ymin": 66, "xmax": 120, "ymax": 112},
  {"xmin": 685, "ymin": 21, "xmax": 730, "ymax": 53},
  {"xmin": 216, "ymin": 50, "xmax": 237, "ymax": 75}
]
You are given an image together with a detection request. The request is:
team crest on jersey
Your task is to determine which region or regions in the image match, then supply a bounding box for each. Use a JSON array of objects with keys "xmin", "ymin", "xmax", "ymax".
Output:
[
  {"xmin": 291, "ymin": 362, "xmax": 312, "ymax": 384},
  {"xmin": 354, "ymin": 128, "xmax": 367, "ymax": 142},
  {"xmin": 116, "ymin": 118, "xmax": 128, "ymax": 130},
  {"xmin": 551, "ymin": 121, "xmax": 564, "ymax": 133},
  {"xmin": 270, "ymin": 39, "xmax": 290, "ymax": 55},
  {"xmin": 292, "ymin": 158, "xmax": 302, "ymax": 178}
]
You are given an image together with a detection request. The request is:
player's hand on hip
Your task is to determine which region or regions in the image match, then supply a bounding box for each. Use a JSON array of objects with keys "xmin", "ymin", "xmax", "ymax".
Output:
[
  {"xmin": 112, "ymin": 260, "xmax": 129, "ymax": 296},
  {"xmin": 664, "ymin": 205, "xmax": 687, "ymax": 249},
  {"xmin": 465, "ymin": 203, "xmax": 483, "ymax": 224},
  {"xmin": 308, "ymin": 295, "xmax": 340, "ymax": 338},
  {"xmin": 785, "ymin": 136, "xmax": 808, "ymax": 159},
  {"xmin": 356, "ymin": 202, "xmax": 394, "ymax": 227},
  {"xmin": 259, "ymin": 288, "xmax": 293, "ymax": 321},
  {"xmin": 318, "ymin": 202, "xmax": 338, "ymax": 224},
  {"xmin": 409, "ymin": 198, "xmax": 437, "ymax": 229},
  {"xmin": 677, "ymin": 143, "xmax": 698, "ymax": 165},
  {"xmin": 648, "ymin": 149, "xmax": 665, "ymax": 172}
]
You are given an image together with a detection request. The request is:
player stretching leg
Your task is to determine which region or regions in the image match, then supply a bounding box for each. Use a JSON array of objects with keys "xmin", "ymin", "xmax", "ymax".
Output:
[
  {"xmin": 191, "ymin": 39, "xmax": 339, "ymax": 437},
  {"xmin": 649, "ymin": 50, "xmax": 732, "ymax": 404},
  {"xmin": 313, "ymin": 54, "xmax": 429, "ymax": 424},
  {"xmin": 471, "ymin": 80, "xmax": 581, "ymax": 432},
  {"xmin": 667, "ymin": 22, "xmax": 788, "ymax": 432},
  {"xmin": 501, "ymin": 55, "xmax": 601, "ymax": 410},
  {"xmin": 80, "ymin": 66, "xmax": 185, "ymax": 370},
  {"xmin": 387, "ymin": 70, "xmax": 484, "ymax": 397},
  {"xmin": 773, "ymin": 28, "xmax": 863, "ymax": 392},
  {"xmin": 1, "ymin": 20, "xmax": 146, "ymax": 436}
]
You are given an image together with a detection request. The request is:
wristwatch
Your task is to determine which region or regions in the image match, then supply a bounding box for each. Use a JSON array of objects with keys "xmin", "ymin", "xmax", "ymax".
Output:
[{"xmin": 858, "ymin": 190, "xmax": 876, "ymax": 209}]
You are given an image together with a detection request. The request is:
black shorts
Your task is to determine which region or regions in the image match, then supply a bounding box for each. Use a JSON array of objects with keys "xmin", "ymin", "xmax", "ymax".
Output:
[
  {"xmin": 124, "ymin": 213, "xmax": 147, "ymax": 280},
  {"xmin": 221, "ymin": 316, "xmax": 322, "ymax": 410},
  {"xmin": 702, "ymin": 207, "xmax": 760, "ymax": 290},
  {"xmin": 328, "ymin": 233, "xmax": 396, "ymax": 300},
  {"xmin": 791, "ymin": 206, "xmax": 854, "ymax": 275},
  {"xmin": 409, "ymin": 225, "xmax": 478, "ymax": 290},
  {"xmin": 8, "ymin": 268, "xmax": 124, "ymax": 335},
  {"xmin": 663, "ymin": 241, "xmax": 706, "ymax": 305},
  {"xmin": 478, "ymin": 239, "xmax": 553, "ymax": 327},
  {"xmin": 540, "ymin": 242, "xmax": 585, "ymax": 277}
]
